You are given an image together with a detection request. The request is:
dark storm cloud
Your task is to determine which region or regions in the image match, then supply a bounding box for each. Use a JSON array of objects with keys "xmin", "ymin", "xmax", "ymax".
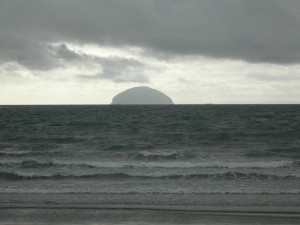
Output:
[{"xmin": 1, "ymin": 0, "xmax": 300, "ymax": 71}]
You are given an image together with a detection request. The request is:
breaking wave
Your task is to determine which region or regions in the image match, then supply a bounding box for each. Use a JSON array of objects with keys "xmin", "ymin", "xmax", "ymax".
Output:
[
  {"xmin": 0, "ymin": 159, "xmax": 297, "ymax": 169},
  {"xmin": 0, "ymin": 171, "xmax": 298, "ymax": 181}
]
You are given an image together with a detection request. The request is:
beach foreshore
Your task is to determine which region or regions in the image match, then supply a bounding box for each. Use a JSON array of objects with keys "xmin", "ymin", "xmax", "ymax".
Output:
[
  {"xmin": 0, "ymin": 204, "xmax": 300, "ymax": 225},
  {"xmin": 1, "ymin": 203, "xmax": 300, "ymax": 216}
]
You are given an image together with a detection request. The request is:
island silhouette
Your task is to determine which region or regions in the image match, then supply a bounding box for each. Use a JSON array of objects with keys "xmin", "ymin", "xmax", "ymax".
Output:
[{"xmin": 111, "ymin": 86, "xmax": 174, "ymax": 105}]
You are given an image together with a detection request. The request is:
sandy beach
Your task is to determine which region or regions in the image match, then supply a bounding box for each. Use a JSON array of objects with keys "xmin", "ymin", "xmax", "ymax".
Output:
[{"xmin": 1, "ymin": 204, "xmax": 300, "ymax": 225}]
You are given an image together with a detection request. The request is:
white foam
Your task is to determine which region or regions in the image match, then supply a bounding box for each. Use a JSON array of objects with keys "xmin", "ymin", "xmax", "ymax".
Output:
[{"xmin": 52, "ymin": 159, "xmax": 295, "ymax": 169}]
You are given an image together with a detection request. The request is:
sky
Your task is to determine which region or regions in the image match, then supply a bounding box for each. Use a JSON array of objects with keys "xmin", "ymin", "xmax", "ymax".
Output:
[{"xmin": 0, "ymin": 0, "xmax": 300, "ymax": 104}]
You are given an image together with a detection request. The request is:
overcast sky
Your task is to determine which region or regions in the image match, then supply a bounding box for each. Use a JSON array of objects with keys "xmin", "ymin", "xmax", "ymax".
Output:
[{"xmin": 1, "ymin": 0, "xmax": 300, "ymax": 104}]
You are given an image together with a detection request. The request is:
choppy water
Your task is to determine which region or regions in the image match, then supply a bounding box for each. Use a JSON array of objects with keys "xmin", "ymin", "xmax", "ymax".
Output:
[{"xmin": 0, "ymin": 105, "xmax": 299, "ymax": 205}]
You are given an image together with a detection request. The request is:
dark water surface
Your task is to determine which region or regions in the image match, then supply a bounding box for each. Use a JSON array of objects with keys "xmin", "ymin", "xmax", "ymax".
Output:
[{"xmin": 0, "ymin": 105, "xmax": 299, "ymax": 207}]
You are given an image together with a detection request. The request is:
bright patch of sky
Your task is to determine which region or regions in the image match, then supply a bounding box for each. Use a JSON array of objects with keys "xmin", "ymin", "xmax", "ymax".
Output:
[{"xmin": 1, "ymin": 42, "xmax": 299, "ymax": 104}]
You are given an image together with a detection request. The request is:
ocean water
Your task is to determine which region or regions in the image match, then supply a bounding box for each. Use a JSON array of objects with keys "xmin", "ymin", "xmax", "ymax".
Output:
[{"xmin": 0, "ymin": 105, "xmax": 300, "ymax": 207}]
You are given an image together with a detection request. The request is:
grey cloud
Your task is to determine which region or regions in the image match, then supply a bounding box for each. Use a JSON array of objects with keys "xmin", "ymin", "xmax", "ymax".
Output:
[
  {"xmin": 78, "ymin": 57, "xmax": 150, "ymax": 83},
  {"xmin": 46, "ymin": 43, "xmax": 150, "ymax": 83},
  {"xmin": 99, "ymin": 58, "xmax": 149, "ymax": 83},
  {"xmin": 248, "ymin": 73, "xmax": 300, "ymax": 81},
  {"xmin": 1, "ymin": 0, "xmax": 300, "ymax": 67},
  {"xmin": 49, "ymin": 44, "xmax": 82, "ymax": 60},
  {"xmin": 0, "ymin": 31, "xmax": 57, "ymax": 70}
]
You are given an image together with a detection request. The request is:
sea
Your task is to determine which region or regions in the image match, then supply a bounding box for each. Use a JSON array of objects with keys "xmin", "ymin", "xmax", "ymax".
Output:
[{"xmin": 0, "ymin": 105, "xmax": 300, "ymax": 224}]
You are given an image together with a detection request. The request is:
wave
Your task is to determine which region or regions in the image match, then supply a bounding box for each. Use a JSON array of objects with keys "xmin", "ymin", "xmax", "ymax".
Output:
[
  {"xmin": 2, "ymin": 189, "xmax": 300, "ymax": 195},
  {"xmin": 104, "ymin": 144, "xmax": 154, "ymax": 151},
  {"xmin": 126, "ymin": 151, "xmax": 195, "ymax": 161},
  {"xmin": 0, "ymin": 171, "xmax": 298, "ymax": 181},
  {"xmin": 0, "ymin": 150, "xmax": 32, "ymax": 157},
  {"xmin": 245, "ymin": 148, "xmax": 300, "ymax": 158},
  {"xmin": 19, "ymin": 160, "xmax": 56, "ymax": 168},
  {"xmin": 0, "ymin": 160, "xmax": 96, "ymax": 169},
  {"xmin": 0, "ymin": 172, "xmax": 133, "ymax": 180},
  {"xmin": 0, "ymin": 159, "xmax": 297, "ymax": 169}
]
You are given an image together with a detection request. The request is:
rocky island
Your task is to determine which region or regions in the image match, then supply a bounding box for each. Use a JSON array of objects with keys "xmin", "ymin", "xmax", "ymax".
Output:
[{"xmin": 111, "ymin": 86, "xmax": 174, "ymax": 105}]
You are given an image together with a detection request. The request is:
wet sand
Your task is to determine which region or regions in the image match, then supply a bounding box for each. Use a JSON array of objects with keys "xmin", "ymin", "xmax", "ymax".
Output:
[{"xmin": 1, "ymin": 204, "xmax": 300, "ymax": 225}]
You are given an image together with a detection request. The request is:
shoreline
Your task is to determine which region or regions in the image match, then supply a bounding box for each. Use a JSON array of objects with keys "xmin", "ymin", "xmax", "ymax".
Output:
[
  {"xmin": 1, "ymin": 203, "xmax": 300, "ymax": 217},
  {"xmin": 1, "ymin": 204, "xmax": 300, "ymax": 225}
]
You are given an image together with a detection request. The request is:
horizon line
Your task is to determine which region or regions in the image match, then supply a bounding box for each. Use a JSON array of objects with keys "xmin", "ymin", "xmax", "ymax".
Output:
[{"xmin": 0, "ymin": 103, "xmax": 299, "ymax": 106}]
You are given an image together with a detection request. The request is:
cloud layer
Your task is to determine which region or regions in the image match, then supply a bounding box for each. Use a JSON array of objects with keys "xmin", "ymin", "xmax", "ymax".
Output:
[
  {"xmin": 1, "ymin": 0, "xmax": 300, "ymax": 70},
  {"xmin": 0, "ymin": 0, "xmax": 299, "ymax": 104}
]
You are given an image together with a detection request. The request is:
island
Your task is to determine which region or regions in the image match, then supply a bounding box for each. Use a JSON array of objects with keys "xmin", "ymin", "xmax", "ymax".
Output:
[{"xmin": 111, "ymin": 86, "xmax": 174, "ymax": 105}]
